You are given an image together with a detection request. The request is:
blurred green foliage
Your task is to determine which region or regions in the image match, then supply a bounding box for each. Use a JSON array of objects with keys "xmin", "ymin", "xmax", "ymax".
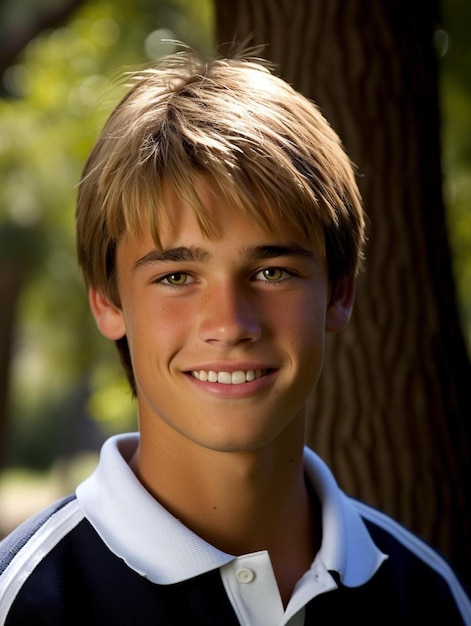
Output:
[
  {"xmin": 0, "ymin": 0, "xmax": 469, "ymax": 471},
  {"xmin": 441, "ymin": 0, "xmax": 471, "ymax": 349},
  {"xmin": 0, "ymin": 0, "xmax": 214, "ymax": 468}
]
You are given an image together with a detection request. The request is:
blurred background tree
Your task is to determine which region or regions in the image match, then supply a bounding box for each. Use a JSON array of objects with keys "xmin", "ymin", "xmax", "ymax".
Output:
[
  {"xmin": 441, "ymin": 0, "xmax": 471, "ymax": 345},
  {"xmin": 0, "ymin": 0, "xmax": 213, "ymax": 474},
  {"xmin": 0, "ymin": 0, "xmax": 469, "ymax": 581}
]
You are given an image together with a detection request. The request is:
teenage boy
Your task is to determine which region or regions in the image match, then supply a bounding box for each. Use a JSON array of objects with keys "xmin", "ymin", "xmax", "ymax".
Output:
[{"xmin": 0, "ymin": 50, "xmax": 470, "ymax": 625}]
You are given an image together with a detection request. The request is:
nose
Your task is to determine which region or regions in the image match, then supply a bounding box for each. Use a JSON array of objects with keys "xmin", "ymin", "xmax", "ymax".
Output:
[{"xmin": 198, "ymin": 282, "xmax": 262, "ymax": 346}]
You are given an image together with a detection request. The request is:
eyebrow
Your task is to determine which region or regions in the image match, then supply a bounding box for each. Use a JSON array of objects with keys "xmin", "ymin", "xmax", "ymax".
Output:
[
  {"xmin": 246, "ymin": 244, "xmax": 316, "ymax": 261},
  {"xmin": 133, "ymin": 242, "xmax": 315, "ymax": 271},
  {"xmin": 134, "ymin": 246, "xmax": 209, "ymax": 271}
]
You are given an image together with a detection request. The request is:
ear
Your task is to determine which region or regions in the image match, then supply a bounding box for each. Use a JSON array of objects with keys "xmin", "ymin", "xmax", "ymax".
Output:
[
  {"xmin": 325, "ymin": 278, "xmax": 356, "ymax": 333},
  {"xmin": 88, "ymin": 288, "xmax": 126, "ymax": 340}
]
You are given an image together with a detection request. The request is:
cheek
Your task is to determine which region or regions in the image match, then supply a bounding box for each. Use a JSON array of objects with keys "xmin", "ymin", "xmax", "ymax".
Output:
[
  {"xmin": 266, "ymin": 292, "xmax": 327, "ymax": 376},
  {"xmin": 123, "ymin": 300, "xmax": 188, "ymax": 368},
  {"xmin": 293, "ymin": 296, "xmax": 327, "ymax": 367},
  {"xmin": 281, "ymin": 292, "xmax": 326, "ymax": 340}
]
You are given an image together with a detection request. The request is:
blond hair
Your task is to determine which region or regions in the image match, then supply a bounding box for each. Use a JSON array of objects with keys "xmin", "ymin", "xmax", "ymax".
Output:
[{"xmin": 76, "ymin": 49, "xmax": 365, "ymax": 391}]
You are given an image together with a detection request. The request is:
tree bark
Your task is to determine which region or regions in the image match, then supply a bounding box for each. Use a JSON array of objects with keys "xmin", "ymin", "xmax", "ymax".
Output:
[{"xmin": 215, "ymin": 0, "xmax": 471, "ymax": 588}]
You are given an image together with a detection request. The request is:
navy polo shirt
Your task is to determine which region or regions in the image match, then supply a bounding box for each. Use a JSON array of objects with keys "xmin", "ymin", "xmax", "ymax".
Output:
[{"xmin": 0, "ymin": 433, "xmax": 469, "ymax": 624}]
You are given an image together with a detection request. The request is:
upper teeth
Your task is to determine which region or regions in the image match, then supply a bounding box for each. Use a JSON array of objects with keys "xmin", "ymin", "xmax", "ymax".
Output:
[{"xmin": 192, "ymin": 370, "xmax": 264, "ymax": 384}]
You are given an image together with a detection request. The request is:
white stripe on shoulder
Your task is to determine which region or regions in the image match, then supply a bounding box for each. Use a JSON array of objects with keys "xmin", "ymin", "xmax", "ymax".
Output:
[
  {"xmin": 352, "ymin": 499, "xmax": 471, "ymax": 623},
  {"xmin": 0, "ymin": 499, "xmax": 84, "ymax": 625}
]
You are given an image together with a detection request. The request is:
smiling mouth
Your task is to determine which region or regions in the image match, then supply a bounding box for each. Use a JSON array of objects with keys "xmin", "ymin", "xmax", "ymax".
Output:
[{"xmin": 191, "ymin": 369, "xmax": 269, "ymax": 385}]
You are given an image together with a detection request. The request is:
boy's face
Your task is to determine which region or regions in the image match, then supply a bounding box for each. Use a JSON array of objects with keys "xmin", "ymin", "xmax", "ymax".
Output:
[{"xmin": 90, "ymin": 177, "xmax": 354, "ymax": 455}]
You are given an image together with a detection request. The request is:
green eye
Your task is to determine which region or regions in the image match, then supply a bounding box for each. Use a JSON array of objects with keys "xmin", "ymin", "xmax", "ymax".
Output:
[
  {"xmin": 262, "ymin": 268, "xmax": 284, "ymax": 281},
  {"xmin": 165, "ymin": 272, "xmax": 188, "ymax": 285}
]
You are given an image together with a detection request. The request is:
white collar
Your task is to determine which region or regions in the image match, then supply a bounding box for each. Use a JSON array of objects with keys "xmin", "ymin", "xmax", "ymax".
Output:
[
  {"xmin": 76, "ymin": 433, "xmax": 386, "ymax": 586},
  {"xmin": 303, "ymin": 446, "xmax": 387, "ymax": 586}
]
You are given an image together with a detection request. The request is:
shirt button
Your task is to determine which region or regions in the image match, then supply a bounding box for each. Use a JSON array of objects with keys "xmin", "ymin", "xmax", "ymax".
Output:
[{"xmin": 236, "ymin": 568, "xmax": 256, "ymax": 583}]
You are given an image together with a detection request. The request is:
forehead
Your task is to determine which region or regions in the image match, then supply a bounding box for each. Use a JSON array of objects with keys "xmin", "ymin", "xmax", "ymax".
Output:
[
  {"xmin": 116, "ymin": 179, "xmax": 322, "ymax": 272},
  {"xmin": 127, "ymin": 175, "xmax": 317, "ymax": 251},
  {"xmin": 122, "ymin": 200, "xmax": 311, "ymax": 256}
]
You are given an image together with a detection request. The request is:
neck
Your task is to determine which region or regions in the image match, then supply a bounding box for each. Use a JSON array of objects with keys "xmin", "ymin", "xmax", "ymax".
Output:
[{"xmin": 131, "ymin": 414, "xmax": 321, "ymax": 605}]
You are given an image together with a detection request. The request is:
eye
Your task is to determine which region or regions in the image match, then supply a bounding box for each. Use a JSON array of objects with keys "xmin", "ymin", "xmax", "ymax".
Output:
[
  {"xmin": 159, "ymin": 272, "xmax": 192, "ymax": 286},
  {"xmin": 255, "ymin": 267, "xmax": 289, "ymax": 282}
]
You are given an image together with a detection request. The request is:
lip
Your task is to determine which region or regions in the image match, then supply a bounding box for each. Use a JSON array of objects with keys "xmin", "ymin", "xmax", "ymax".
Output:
[
  {"xmin": 183, "ymin": 365, "xmax": 279, "ymax": 398},
  {"xmin": 185, "ymin": 362, "xmax": 277, "ymax": 373}
]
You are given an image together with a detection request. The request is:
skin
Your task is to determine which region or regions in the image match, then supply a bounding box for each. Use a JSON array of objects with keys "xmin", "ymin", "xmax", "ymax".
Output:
[{"xmin": 89, "ymin": 178, "xmax": 355, "ymax": 605}]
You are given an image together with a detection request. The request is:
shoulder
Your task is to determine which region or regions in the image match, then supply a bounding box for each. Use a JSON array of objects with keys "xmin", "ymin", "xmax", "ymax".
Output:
[
  {"xmin": 0, "ymin": 495, "xmax": 85, "ymax": 623},
  {"xmin": 351, "ymin": 498, "xmax": 462, "ymax": 581},
  {"xmin": 0, "ymin": 495, "xmax": 81, "ymax": 573},
  {"xmin": 349, "ymin": 498, "xmax": 471, "ymax": 623}
]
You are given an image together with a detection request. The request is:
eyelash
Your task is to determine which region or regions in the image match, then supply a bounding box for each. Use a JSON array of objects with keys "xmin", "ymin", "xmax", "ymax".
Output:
[
  {"xmin": 155, "ymin": 272, "xmax": 194, "ymax": 288},
  {"xmin": 253, "ymin": 267, "xmax": 292, "ymax": 284},
  {"xmin": 155, "ymin": 267, "xmax": 294, "ymax": 288}
]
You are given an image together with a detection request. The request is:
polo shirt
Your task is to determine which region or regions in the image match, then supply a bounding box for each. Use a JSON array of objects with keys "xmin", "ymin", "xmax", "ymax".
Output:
[{"xmin": 0, "ymin": 433, "xmax": 469, "ymax": 625}]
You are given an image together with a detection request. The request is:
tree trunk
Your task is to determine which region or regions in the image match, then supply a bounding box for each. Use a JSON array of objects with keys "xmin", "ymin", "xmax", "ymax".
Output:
[
  {"xmin": 215, "ymin": 0, "xmax": 471, "ymax": 589},
  {"xmin": 0, "ymin": 260, "xmax": 27, "ymax": 466},
  {"xmin": 0, "ymin": 0, "xmax": 87, "ymax": 78}
]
